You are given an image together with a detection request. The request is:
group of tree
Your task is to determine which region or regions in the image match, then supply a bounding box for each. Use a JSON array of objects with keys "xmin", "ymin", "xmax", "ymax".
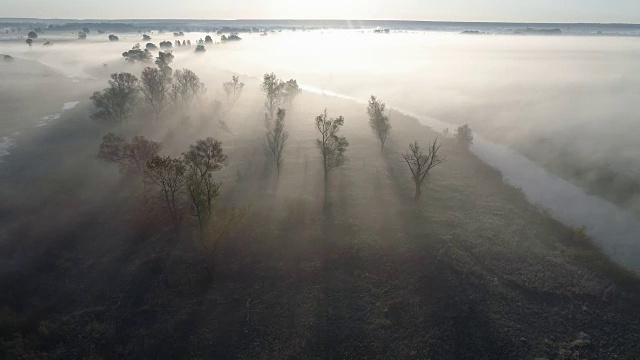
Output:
[
  {"xmin": 98, "ymin": 134, "xmax": 231, "ymax": 264},
  {"xmin": 260, "ymin": 73, "xmax": 301, "ymax": 120},
  {"xmin": 159, "ymin": 40, "xmax": 172, "ymax": 48},
  {"xmin": 90, "ymin": 67, "xmax": 206, "ymax": 124},
  {"xmin": 78, "ymin": 32, "xmax": 87, "ymax": 40},
  {"xmin": 221, "ymin": 34, "xmax": 242, "ymax": 41},
  {"xmin": 122, "ymin": 44, "xmax": 152, "ymax": 63},
  {"xmin": 195, "ymin": 45, "xmax": 206, "ymax": 53}
]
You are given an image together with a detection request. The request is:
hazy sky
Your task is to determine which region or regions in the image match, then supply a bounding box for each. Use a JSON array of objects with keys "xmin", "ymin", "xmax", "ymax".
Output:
[{"xmin": 2, "ymin": 0, "xmax": 639, "ymax": 23}]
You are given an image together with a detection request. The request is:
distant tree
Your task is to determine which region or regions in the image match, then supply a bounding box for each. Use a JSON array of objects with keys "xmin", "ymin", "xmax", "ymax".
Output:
[
  {"xmin": 82, "ymin": 27, "xmax": 90, "ymax": 34},
  {"xmin": 98, "ymin": 133, "xmax": 161, "ymax": 176},
  {"xmin": 315, "ymin": 109, "xmax": 349, "ymax": 181},
  {"xmin": 260, "ymin": 73, "xmax": 286, "ymax": 120},
  {"xmin": 283, "ymin": 79, "xmax": 301, "ymax": 105},
  {"xmin": 108, "ymin": 34, "xmax": 119, "ymax": 41},
  {"xmin": 97, "ymin": 30, "xmax": 105, "ymax": 34},
  {"xmin": 90, "ymin": 72, "xmax": 140, "ymax": 125},
  {"xmin": 155, "ymin": 50, "xmax": 174, "ymax": 75},
  {"xmin": 182, "ymin": 40, "xmax": 187, "ymax": 46},
  {"xmin": 43, "ymin": 41, "xmax": 52, "ymax": 46},
  {"xmin": 194, "ymin": 44, "xmax": 206, "ymax": 53},
  {"xmin": 3, "ymin": 55, "xmax": 14, "ymax": 62},
  {"xmin": 265, "ymin": 108, "xmax": 289, "ymax": 176},
  {"xmin": 142, "ymin": 34, "xmax": 151, "ymax": 41},
  {"xmin": 222, "ymin": 34, "xmax": 242, "ymax": 41},
  {"xmin": 139, "ymin": 67, "xmax": 173, "ymax": 120},
  {"xmin": 26, "ymin": 38, "xmax": 33, "ymax": 46},
  {"xmin": 183, "ymin": 138, "xmax": 228, "ymax": 239},
  {"xmin": 27, "ymin": 31, "xmax": 37, "ymax": 39},
  {"xmin": 402, "ymin": 140, "xmax": 445, "ymax": 199},
  {"xmin": 222, "ymin": 75, "xmax": 244, "ymax": 105},
  {"xmin": 122, "ymin": 43, "xmax": 152, "ymax": 63},
  {"xmin": 159, "ymin": 40, "xmax": 172, "ymax": 48},
  {"xmin": 172, "ymin": 69, "xmax": 206, "ymax": 108},
  {"xmin": 455, "ymin": 124, "xmax": 474, "ymax": 148},
  {"xmin": 78, "ymin": 32, "xmax": 87, "ymax": 40},
  {"xmin": 187, "ymin": 40, "xmax": 192, "ymax": 46},
  {"xmin": 367, "ymin": 95, "xmax": 391, "ymax": 149},
  {"xmin": 204, "ymin": 35, "xmax": 213, "ymax": 43},
  {"xmin": 145, "ymin": 42, "xmax": 158, "ymax": 50},
  {"xmin": 145, "ymin": 156, "xmax": 187, "ymax": 237}
]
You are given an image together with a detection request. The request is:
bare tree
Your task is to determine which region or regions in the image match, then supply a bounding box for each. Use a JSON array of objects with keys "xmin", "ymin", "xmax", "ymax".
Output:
[
  {"xmin": 260, "ymin": 73, "xmax": 286, "ymax": 120},
  {"xmin": 172, "ymin": 69, "xmax": 206, "ymax": 109},
  {"xmin": 98, "ymin": 133, "xmax": 161, "ymax": 176},
  {"xmin": 144, "ymin": 156, "xmax": 187, "ymax": 237},
  {"xmin": 265, "ymin": 108, "xmax": 289, "ymax": 176},
  {"xmin": 139, "ymin": 67, "xmax": 173, "ymax": 121},
  {"xmin": 402, "ymin": 140, "xmax": 445, "ymax": 199},
  {"xmin": 315, "ymin": 109, "xmax": 349, "ymax": 181},
  {"xmin": 90, "ymin": 73, "xmax": 139, "ymax": 125},
  {"xmin": 455, "ymin": 124, "xmax": 474, "ymax": 149},
  {"xmin": 222, "ymin": 75, "xmax": 244, "ymax": 105},
  {"xmin": 183, "ymin": 138, "xmax": 228, "ymax": 238},
  {"xmin": 367, "ymin": 95, "xmax": 391, "ymax": 149}
]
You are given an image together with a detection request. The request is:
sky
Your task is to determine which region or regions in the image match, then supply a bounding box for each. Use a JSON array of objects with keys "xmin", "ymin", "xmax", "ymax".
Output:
[{"xmin": 2, "ymin": 0, "xmax": 639, "ymax": 23}]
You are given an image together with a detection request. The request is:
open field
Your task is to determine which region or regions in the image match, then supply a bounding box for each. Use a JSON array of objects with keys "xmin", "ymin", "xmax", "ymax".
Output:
[{"xmin": 0, "ymin": 56, "xmax": 638, "ymax": 359}]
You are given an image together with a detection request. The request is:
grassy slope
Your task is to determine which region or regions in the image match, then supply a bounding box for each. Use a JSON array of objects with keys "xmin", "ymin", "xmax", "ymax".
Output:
[{"xmin": 0, "ymin": 81, "xmax": 639, "ymax": 359}]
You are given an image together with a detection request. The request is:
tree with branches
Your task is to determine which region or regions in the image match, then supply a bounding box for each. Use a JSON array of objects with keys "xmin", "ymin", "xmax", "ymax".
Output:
[
  {"xmin": 260, "ymin": 73, "xmax": 286, "ymax": 120},
  {"xmin": 265, "ymin": 108, "xmax": 289, "ymax": 176},
  {"xmin": 98, "ymin": 133, "xmax": 161, "ymax": 176},
  {"xmin": 367, "ymin": 95, "xmax": 391, "ymax": 149},
  {"xmin": 139, "ymin": 67, "xmax": 173, "ymax": 121},
  {"xmin": 183, "ymin": 138, "xmax": 228, "ymax": 239},
  {"xmin": 315, "ymin": 109, "xmax": 349, "ymax": 182},
  {"xmin": 402, "ymin": 139, "xmax": 446, "ymax": 199},
  {"xmin": 144, "ymin": 156, "xmax": 187, "ymax": 237},
  {"xmin": 222, "ymin": 75, "xmax": 245, "ymax": 105},
  {"xmin": 90, "ymin": 72, "xmax": 140, "ymax": 125},
  {"xmin": 172, "ymin": 69, "xmax": 205, "ymax": 109}
]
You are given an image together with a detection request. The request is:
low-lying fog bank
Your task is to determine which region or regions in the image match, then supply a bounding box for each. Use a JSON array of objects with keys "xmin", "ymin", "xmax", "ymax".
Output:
[{"xmin": 1, "ymin": 29, "xmax": 640, "ymax": 274}]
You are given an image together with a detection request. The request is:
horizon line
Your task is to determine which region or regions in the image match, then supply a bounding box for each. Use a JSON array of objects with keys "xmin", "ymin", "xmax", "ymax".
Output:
[{"xmin": 1, "ymin": 17, "xmax": 640, "ymax": 26}]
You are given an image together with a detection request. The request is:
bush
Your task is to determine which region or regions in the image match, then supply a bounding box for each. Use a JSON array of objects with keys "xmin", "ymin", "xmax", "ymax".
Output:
[
  {"xmin": 194, "ymin": 44, "xmax": 206, "ymax": 53},
  {"xmin": 571, "ymin": 225, "xmax": 589, "ymax": 245},
  {"xmin": 108, "ymin": 34, "xmax": 119, "ymax": 41}
]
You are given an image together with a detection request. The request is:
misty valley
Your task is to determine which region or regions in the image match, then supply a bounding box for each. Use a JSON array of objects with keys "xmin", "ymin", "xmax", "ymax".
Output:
[{"xmin": 1, "ymin": 19, "xmax": 639, "ymax": 359}]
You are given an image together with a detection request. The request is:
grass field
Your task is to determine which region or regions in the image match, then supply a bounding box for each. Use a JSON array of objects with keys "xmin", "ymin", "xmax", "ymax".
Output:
[{"xmin": 0, "ymin": 62, "xmax": 639, "ymax": 359}]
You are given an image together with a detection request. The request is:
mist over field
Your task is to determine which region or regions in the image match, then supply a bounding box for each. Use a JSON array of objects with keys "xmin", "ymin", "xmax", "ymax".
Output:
[{"xmin": 1, "ymin": 18, "xmax": 639, "ymax": 359}]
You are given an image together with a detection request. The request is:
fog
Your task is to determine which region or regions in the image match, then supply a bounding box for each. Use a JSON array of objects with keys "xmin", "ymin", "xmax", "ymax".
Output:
[
  {"xmin": 3, "ymin": 29, "xmax": 640, "ymax": 266},
  {"xmin": 1, "ymin": 26, "xmax": 640, "ymax": 358}
]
